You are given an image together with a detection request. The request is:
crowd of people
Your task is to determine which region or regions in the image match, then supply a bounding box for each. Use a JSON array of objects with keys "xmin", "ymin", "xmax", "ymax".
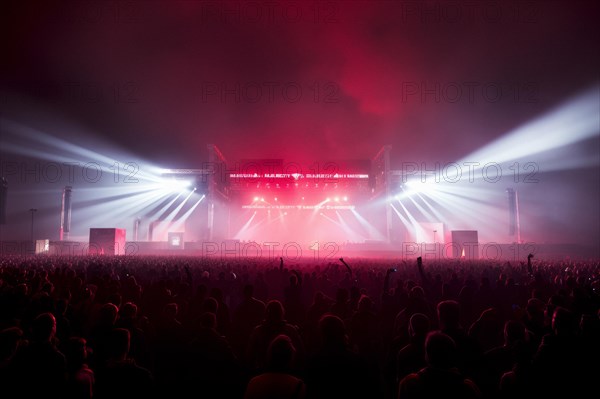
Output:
[{"xmin": 0, "ymin": 254, "xmax": 598, "ymax": 398}]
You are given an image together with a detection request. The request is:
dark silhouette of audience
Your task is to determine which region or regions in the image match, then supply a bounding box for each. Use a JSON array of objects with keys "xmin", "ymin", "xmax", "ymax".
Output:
[
  {"xmin": 396, "ymin": 313, "xmax": 430, "ymax": 382},
  {"xmin": 188, "ymin": 311, "xmax": 241, "ymax": 397},
  {"xmin": 94, "ymin": 328, "xmax": 154, "ymax": 399},
  {"xmin": 244, "ymin": 334, "xmax": 306, "ymax": 399},
  {"xmin": 247, "ymin": 300, "xmax": 304, "ymax": 371},
  {"xmin": 232, "ymin": 284, "xmax": 266, "ymax": 357},
  {"xmin": 63, "ymin": 337, "xmax": 94, "ymax": 399},
  {"xmin": 0, "ymin": 255, "xmax": 597, "ymax": 399},
  {"xmin": 11, "ymin": 312, "xmax": 67, "ymax": 398},
  {"xmin": 305, "ymin": 314, "xmax": 377, "ymax": 399},
  {"xmin": 398, "ymin": 331, "xmax": 480, "ymax": 398}
]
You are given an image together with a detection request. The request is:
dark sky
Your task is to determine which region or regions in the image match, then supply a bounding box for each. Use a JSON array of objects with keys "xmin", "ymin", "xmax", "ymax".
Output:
[{"xmin": 1, "ymin": 0, "xmax": 599, "ymax": 246}]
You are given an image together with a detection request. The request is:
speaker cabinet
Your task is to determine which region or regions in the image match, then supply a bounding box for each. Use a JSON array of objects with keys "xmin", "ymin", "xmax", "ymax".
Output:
[
  {"xmin": 89, "ymin": 228, "xmax": 126, "ymax": 255},
  {"xmin": 451, "ymin": 230, "xmax": 479, "ymax": 259}
]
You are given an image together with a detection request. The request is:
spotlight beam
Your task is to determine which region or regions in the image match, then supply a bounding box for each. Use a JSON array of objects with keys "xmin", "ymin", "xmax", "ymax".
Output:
[
  {"xmin": 170, "ymin": 195, "xmax": 205, "ymax": 233},
  {"xmin": 234, "ymin": 211, "xmax": 258, "ymax": 240},
  {"xmin": 455, "ymin": 86, "xmax": 599, "ymax": 174}
]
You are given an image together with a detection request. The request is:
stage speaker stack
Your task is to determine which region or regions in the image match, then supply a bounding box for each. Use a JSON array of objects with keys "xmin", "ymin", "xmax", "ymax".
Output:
[
  {"xmin": 89, "ymin": 228, "xmax": 126, "ymax": 255},
  {"xmin": 451, "ymin": 230, "xmax": 479, "ymax": 260},
  {"xmin": 506, "ymin": 188, "xmax": 517, "ymax": 236},
  {"xmin": 60, "ymin": 186, "xmax": 72, "ymax": 239}
]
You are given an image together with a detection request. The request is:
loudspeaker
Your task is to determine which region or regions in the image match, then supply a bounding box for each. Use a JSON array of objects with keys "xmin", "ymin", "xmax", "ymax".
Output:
[
  {"xmin": 62, "ymin": 186, "xmax": 72, "ymax": 233},
  {"xmin": 60, "ymin": 186, "xmax": 72, "ymax": 240},
  {"xmin": 133, "ymin": 218, "xmax": 141, "ymax": 241},
  {"xmin": 507, "ymin": 188, "xmax": 516, "ymax": 236},
  {"xmin": 89, "ymin": 228, "xmax": 126, "ymax": 255},
  {"xmin": 451, "ymin": 230, "xmax": 478, "ymax": 259}
]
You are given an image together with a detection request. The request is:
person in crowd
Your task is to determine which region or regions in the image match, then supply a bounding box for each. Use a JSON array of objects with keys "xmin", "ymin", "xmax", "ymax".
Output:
[
  {"xmin": 11, "ymin": 312, "xmax": 67, "ymax": 398},
  {"xmin": 184, "ymin": 311, "xmax": 243, "ymax": 398},
  {"xmin": 231, "ymin": 284, "xmax": 266, "ymax": 357},
  {"xmin": 398, "ymin": 331, "xmax": 480, "ymax": 399},
  {"xmin": 397, "ymin": 313, "xmax": 431, "ymax": 382},
  {"xmin": 437, "ymin": 300, "xmax": 480, "ymax": 375},
  {"xmin": 244, "ymin": 334, "xmax": 306, "ymax": 399},
  {"xmin": 305, "ymin": 314, "xmax": 378, "ymax": 399},
  {"xmin": 63, "ymin": 337, "xmax": 94, "ymax": 399},
  {"xmin": 247, "ymin": 300, "xmax": 304, "ymax": 371},
  {"xmin": 94, "ymin": 328, "xmax": 154, "ymax": 399},
  {"xmin": 530, "ymin": 306, "xmax": 588, "ymax": 398}
]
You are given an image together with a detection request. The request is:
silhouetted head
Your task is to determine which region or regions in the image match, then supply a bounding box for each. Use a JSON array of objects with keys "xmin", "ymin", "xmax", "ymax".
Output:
[
  {"xmin": 64, "ymin": 337, "xmax": 88, "ymax": 369},
  {"xmin": 99, "ymin": 303, "xmax": 119, "ymax": 326},
  {"xmin": 409, "ymin": 286, "xmax": 425, "ymax": 300},
  {"xmin": 319, "ymin": 314, "xmax": 347, "ymax": 346},
  {"xmin": 358, "ymin": 295, "xmax": 373, "ymax": 312},
  {"xmin": 552, "ymin": 307, "xmax": 577, "ymax": 336},
  {"xmin": 203, "ymin": 297, "xmax": 219, "ymax": 313},
  {"xmin": 199, "ymin": 312, "xmax": 217, "ymax": 329},
  {"xmin": 409, "ymin": 313, "xmax": 430, "ymax": 338},
  {"xmin": 425, "ymin": 331, "xmax": 457, "ymax": 369},
  {"xmin": 526, "ymin": 298, "xmax": 544, "ymax": 319},
  {"xmin": 504, "ymin": 320, "xmax": 526, "ymax": 346},
  {"xmin": 16, "ymin": 283, "xmax": 28, "ymax": 296},
  {"xmin": 478, "ymin": 308, "xmax": 498, "ymax": 322},
  {"xmin": 120, "ymin": 302, "xmax": 138, "ymax": 319},
  {"xmin": 437, "ymin": 300, "xmax": 461, "ymax": 329},
  {"xmin": 265, "ymin": 300, "xmax": 285, "ymax": 322},
  {"xmin": 267, "ymin": 334, "xmax": 296, "ymax": 371},
  {"xmin": 32, "ymin": 312, "xmax": 56, "ymax": 342}
]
